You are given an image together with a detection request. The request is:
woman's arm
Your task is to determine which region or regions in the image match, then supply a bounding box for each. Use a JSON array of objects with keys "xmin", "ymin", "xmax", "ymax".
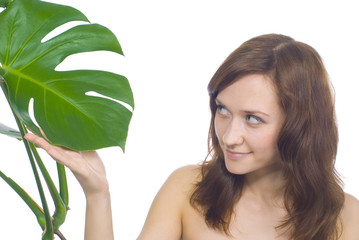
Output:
[
  {"xmin": 85, "ymin": 187, "xmax": 113, "ymax": 240},
  {"xmin": 24, "ymin": 133, "xmax": 114, "ymax": 240},
  {"xmin": 24, "ymin": 133, "xmax": 192, "ymax": 240}
]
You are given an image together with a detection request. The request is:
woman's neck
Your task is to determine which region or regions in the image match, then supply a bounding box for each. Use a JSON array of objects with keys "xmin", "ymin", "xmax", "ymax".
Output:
[{"xmin": 242, "ymin": 162, "xmax": 285, "ymax": 208}]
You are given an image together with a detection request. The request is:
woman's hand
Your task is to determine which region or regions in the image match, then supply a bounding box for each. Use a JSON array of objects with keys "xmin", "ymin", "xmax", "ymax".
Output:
[
  {"xmin": 25, "ymin": 132, "xmax": 114, "ymax": 240},
  {"xmin": 24, "ymin": 132, "xmax": 109, "ymax": 198}
]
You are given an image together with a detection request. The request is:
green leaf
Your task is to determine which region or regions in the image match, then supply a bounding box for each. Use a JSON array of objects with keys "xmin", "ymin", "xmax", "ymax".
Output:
[
  {"xmin": 0, "ymin": 0, "xmax": 11, "ymax": 8},
  {"xmin": 0, "ymin": 122, "xmax": 21, "ymax": 139},
  {"xmin": 0, "ymin": 0, "xmax": 134, "ymax": 151}
]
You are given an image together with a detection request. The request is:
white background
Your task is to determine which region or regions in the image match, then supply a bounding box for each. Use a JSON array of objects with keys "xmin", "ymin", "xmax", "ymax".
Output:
[{"xmin": 0, "ymin": 0, "xmax": 358, "ymax": 239}]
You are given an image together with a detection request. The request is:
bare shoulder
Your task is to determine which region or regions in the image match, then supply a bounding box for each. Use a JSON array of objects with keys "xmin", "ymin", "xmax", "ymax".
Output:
[
  {"xmin": 137, "ymin": 165, "xmax": 201, "ymax": 240},
  {"xmin": 154, "ymin": 164, "xmax": 201, "ymax": 206},
  {"xmin": 340, "ymin": 193, "xmax": 359, "ymax": 239},
  {"xmin": 167, "ymin": 164, "xmax": 202, "ymax": 186},
  {"xmin": 162, "ymin": 164, "xmax": 202, "ymax": 199},
  {"xmin": 342, "ymin": 193, "xmax": 359, "ymax": 220}
]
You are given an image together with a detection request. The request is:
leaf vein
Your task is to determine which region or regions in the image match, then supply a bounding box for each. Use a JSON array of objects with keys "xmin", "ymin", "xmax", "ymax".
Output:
[
  {"xmin": 4, "ymin": 66, "xmax": 102, "ymax": 128},
  {"xmin": 8, "ymin": 20, "xmax": 48, "ymax": 67},
  {"xmin": 4, "ymin": 11, "xmax": 18, "ymax": 65},
  {"xmin": 18, "ymin": 35, "xmax": 90, "ymax": 72}
]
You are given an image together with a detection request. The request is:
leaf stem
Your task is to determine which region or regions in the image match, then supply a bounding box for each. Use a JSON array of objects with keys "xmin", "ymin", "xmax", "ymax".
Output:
[
  {"xmin": 0, "ymin": 78, "xmax": 8, "ymax": 98},
  {"xmin": 0, "ymin": 170, "xmax": 46, "ymax": 229},
  {"xmin": 55, "ymin": 230, "xmax": 67, "ymax": 240},
  {"xmin": 1, "ymin": 79, "xmax": 53, "ymax": 237},
  {"xmin": 57, "ymin": 162, "xmax": 69, "ymax": 207},
  {"xmin": 1, "ymin": 79, "xmax": 55, "ymax": 238},
  {"xmin": 15, "ymin": 116, "xmax": 54, "ymax": 239},
  {"xmin": 30, "ymin": 143, "xmax": 68, "ymax": 230}
]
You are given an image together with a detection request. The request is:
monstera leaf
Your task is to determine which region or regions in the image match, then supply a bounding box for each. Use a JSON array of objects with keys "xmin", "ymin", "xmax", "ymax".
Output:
[{"xmin": 0, "ymin": 0, "xmax": 134, "ymax": 151}]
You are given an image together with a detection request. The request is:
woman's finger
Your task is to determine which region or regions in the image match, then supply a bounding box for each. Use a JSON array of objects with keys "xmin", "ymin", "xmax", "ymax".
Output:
[
  {"xmin": 24, "ymin": 132, "xmax": 52, "ymax": 151},
  {"xmin": 24, "ymin": 132, "xmax": 108, "ymax": 197},
  {"xmin": 24, "ymin": 133, "xmax": 72, "ymax": 166}
]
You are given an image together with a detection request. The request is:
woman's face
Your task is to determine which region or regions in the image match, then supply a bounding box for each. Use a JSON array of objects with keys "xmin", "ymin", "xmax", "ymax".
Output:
[{"xmin": 214, "ymin": 74, "xmax": 284, "ymax": 175}]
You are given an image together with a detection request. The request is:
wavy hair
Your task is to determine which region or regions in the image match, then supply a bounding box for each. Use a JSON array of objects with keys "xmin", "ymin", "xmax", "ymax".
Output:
[{"xmin": 190, "ymin": 34, "xmax": 344, "ymax": 239}]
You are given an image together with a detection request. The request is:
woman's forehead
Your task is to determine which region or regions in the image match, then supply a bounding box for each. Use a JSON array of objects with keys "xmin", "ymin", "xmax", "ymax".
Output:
[{"xmin": 216, "ymin": 74, "xmax": 282, "ymax": 116}]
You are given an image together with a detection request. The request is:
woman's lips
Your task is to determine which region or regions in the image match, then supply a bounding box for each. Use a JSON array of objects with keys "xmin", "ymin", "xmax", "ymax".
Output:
[{"xmin": 225, "ymin": 150, "xmax": 252, "ymax": 160}]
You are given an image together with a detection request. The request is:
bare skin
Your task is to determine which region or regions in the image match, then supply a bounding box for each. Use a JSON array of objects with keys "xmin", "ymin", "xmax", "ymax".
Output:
[
  {"xmin": 142, "ymin": 165, "xmax": 359, "ymax": 240},
  {"xmin": 24, "ymin": 74, "xmax": 359, "ymax": 239},
  {"xmin": 23, "ymin": 136, "xmax": 359, "ymax": 240}
]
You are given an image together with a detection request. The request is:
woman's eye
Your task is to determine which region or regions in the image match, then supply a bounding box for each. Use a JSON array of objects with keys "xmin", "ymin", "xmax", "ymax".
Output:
[
  {"xmin": 246, "ymin": 115, "xmax": 263, "ymax": 124},
  {"xmin": 216, "ymin": 105, "xmax": 229, "ymax": 116}
]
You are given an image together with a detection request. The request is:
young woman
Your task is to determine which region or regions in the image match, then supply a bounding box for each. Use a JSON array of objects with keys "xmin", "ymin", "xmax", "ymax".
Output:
[{"xmin": 25, "ymin": 34, "xmax": 359, "ymax": 240}]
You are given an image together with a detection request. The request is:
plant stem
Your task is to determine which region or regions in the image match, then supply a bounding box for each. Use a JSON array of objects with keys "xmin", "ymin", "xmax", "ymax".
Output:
[
  {"xmin": 0, "ymin": 79, "xmax": 8, "ymax": 98},
  {"xmin": 15, "ymin": 117, "xmax": 54, "ymax": 239},
  {"xmin": 0, "ymin": 170, "xmax": 46, "ymax": 229},
  {"xmin": 57, "ymin": 162, "xmax": 69, "ymax": 207},
  {"xmin": 55, "ymin": 230, "xmax": 67, "ymax": 240},
  {"xmin": 1, "ymin": 77, "xmax": 58, "ymax": 239},
  {"xmin": 30, "ymin": 143, "xmax": 68, "ymax": 230},
  {"xmin": 1, "ymin": 80, "xmax": 55, "ymax": 239}
]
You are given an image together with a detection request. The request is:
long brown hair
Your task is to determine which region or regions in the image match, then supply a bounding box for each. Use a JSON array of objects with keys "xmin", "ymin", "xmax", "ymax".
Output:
[{"xmin": 190, "ymin": 34, "xmax": 344, "ymax": 239}]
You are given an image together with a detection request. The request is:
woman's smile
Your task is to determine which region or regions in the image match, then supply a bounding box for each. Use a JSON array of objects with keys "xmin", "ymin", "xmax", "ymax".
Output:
[{"xmin": 225, "ymin": 150, "xmax": 252, "ymax": 160}]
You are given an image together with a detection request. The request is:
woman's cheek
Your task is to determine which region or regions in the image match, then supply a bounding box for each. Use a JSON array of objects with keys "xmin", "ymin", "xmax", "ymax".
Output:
[
  {"xmin": 214, "ymin": 118, "xmax": 225, "ymax": 144},
  {"xmin": 250, "ymin": 129, "xmax": 279, "ymax": 152}
]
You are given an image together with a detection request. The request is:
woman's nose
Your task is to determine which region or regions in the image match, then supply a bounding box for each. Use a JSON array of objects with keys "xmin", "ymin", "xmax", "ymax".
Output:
[{"xmin": 222, "ymin": 119, "xmax": 244, "ymax": 148}]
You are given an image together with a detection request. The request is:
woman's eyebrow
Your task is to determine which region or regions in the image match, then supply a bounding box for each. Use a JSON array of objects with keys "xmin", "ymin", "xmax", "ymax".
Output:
[
  {"xmin": 215, "ymin": 98, "xmax": 270, "ymax": 117},
  {"xmin": 244, "ymin": 110, "xmax": 270, "ymax": 118},
  {"xmin": 214, "ymin": 98, "xmax": 224, "ymax": 105}
]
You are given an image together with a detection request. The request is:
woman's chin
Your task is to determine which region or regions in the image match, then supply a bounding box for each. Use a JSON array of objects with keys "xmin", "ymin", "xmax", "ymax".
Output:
[{"xmin": 224, "ymin": 161, "xmax": 251, "ymax": 175}]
